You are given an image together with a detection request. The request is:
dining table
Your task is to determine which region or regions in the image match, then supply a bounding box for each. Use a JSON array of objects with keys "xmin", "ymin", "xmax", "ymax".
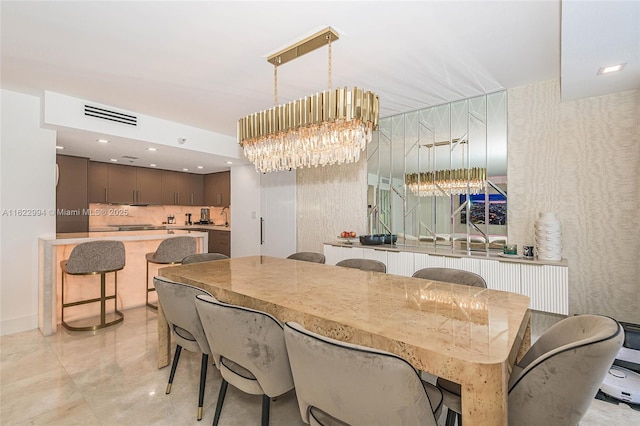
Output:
[{"xmin": 157, "ymin": 255, "xmax": 531, "ymax": 426}]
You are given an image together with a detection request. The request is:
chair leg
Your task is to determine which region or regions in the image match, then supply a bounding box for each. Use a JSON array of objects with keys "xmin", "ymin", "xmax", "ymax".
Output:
[
  {"xmin": 197, "ymin": 353, "xmax": 208, "ymax": 421},
  {"xmin": 445, "ymin": 408, "xmax": 457, "ymax": 426},
  {"xmin": 166, "ymin": 345, "xmax": 182, "ymax": 394},
  {"xmin": 261, "ymin": 394, "xmax": 271, "ymax": 426},
  {"xmin": 212, "ymin": 379, "xmax": 228, "ymax": 426},
  {"xmin": 146, "ymin": 260, "xmax": 157, "ymax": 310}
]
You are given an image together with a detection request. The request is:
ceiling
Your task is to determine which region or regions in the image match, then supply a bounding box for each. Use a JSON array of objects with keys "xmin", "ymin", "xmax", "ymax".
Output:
[{"xmin": 1, "ymin": 1, "xmax": 638, "ymax": 173}]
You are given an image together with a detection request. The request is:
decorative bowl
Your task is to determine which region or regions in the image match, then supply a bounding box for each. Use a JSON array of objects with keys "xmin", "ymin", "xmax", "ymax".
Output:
[
  {"xmin": 359, "ymin": 235, "xmax": 385, "ymax": 245},
  {"xmin": 382, "ymin": 234, "xmax": 397, "ymax": 244}
]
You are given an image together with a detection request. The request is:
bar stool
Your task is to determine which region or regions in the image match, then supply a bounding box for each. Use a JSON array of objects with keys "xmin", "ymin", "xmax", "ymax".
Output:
[
  {"xmin": 61, "ymin": 240, "xmax": 126, "ymax": 331},
  {"xmin": 146, "ymin": 236, "xmax": 197, "ymax": 309}
]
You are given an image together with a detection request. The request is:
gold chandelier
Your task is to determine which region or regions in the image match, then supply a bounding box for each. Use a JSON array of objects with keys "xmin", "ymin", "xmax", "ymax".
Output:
[
  {"xmin": 404, "ymin": 139, "xmax": 486, "ymax": 197},
  {"xmin": 237, "ymin": 27, "xmax": 379, "ymax": 173},
  {"xmin": 405, "ymin": 168, "xmax": 486, "ymax": 197}
]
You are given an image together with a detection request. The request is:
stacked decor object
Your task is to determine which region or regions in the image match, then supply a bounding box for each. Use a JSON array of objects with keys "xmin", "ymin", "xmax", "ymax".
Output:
[{"xmin": 535, "ymin": 212, "xmax": 562, "ymax": 261}]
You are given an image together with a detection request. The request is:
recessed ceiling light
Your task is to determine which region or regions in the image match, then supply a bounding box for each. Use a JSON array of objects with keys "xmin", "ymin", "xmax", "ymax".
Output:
[
  {"xmin": 147, "ymin": 147, "xmax": 157, "ymax": 152},
  {"xmin": 197, "ymin": 166, "xmax": 204, "ymax": 169},
  {"xmin": 56, "ymin": 145, "xmax": 64, "ymax": 150},
  {"xmin": 97, "ymin": 139, "xmax": 109, "ymax": 143},
  {"xmin": 597, "ymin": 63, "xmax": 626, "ymax": 75},
  {"xmin": 150, "ymin": 164, "xmax": 157, "ymax": 167},
  {"xmin": 226, "ymin": 161, "xmax": 233, "ymax": 165},
  {"xmin": 110, "ymin": 158, "xmax": 118, "ymax": 162},
  {"xmin": 182, "ymin": 168, "xmax": 189, "ymax": 171}
]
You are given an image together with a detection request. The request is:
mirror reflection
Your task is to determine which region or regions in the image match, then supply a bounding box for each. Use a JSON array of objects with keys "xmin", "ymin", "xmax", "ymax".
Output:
[{"xmin": 367, "ymin": 91, "xmax": 507, "ymax": 251}]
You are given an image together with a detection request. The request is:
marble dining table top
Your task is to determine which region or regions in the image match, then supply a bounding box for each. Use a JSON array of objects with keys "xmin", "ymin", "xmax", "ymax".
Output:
[{"xmin": 158, "ymin": 255, "xmax": 530, "ymax": 371}]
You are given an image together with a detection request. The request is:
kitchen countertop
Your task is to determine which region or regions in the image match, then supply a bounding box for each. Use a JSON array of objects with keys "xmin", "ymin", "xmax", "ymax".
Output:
[{"xmin": 48, "ymin": 229, "xmax": 208, "ymax": 243}]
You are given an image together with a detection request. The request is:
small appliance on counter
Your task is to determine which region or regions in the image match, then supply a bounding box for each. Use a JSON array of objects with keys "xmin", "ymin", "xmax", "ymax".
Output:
[
  {"xmin": 185, "ymin": 213, "xmax": 192, "ymax": 225},
  {"xmin": 195, "ymin": 208, "xmax": 211, "ymax": 224}
]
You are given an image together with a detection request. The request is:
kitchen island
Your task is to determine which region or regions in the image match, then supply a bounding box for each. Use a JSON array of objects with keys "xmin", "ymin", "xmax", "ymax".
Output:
[{"xmin": 38, "ymin": 229, "xmax": 207, "ymax": 335}]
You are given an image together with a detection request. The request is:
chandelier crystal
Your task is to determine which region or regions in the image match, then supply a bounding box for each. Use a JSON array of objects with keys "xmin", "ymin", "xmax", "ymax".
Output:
[
  {"xmin": 405, "ymin": 168, "xmax": 486, "ymax": 197},
  {"xmin": 237, "ymin": 27, "xmax": 379, "ymax": 173}
]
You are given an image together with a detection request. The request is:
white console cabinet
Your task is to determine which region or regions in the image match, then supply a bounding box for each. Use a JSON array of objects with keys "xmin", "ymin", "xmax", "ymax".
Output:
[{"xmin": 324, "ymin": 243, "xmax": 568, "ymax": 315}]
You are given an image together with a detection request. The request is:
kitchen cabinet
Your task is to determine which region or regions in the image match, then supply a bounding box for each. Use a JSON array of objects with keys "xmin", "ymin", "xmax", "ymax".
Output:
[
  {"xmin": 211, "ymin": 230, "xmax": 231, "ymax": 257},
  {"xmin": 107, "ymin": 164, "xmax": 162, "ymax": 205},
  {"xmin": 88, "ymin": 161, "xmax": 202, "ymax": 206},
  {"xmin": 56, "ymin": 155, "xmax": 89, "ymax": 232},
  {"xmin": 193, "ymin": 229, "xmax": 231, "ymax": 257},
  {"xmin": 161, "ymin": 170, "xmax": 179, "ymax": 205},
  {"xmin": 136, "ymin": 167, "xmax": 162, "ymax": 204},
  {"xmin": 190, "ymin": 174, "xmax": 204, "ymax": 206},
  {"xmin": 204, "ymin": 171, "xmax": 230, "ymax": 207},
  {"xmin": 108, "ymin": 163, "xmax": 137, "ymax": 204},
  {"xmin": 162, "ymin": 171, "xmax": 204, "ymax": 206},
  {"xmin": 88, "ymin": 161, "xmax": 109, "ymax": 203}
]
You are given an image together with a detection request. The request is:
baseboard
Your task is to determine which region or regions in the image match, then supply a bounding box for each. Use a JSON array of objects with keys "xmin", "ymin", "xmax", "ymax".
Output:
[{"xmin": 0, "ymin": 313, "xmax": 39, "ymax": 336}]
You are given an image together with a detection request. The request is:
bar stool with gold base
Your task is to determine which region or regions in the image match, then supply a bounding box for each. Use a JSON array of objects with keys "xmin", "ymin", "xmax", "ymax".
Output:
[
  {"xmin": 61, "ymin": 240, "xmax": 126, "ymax": 331},
  {"xmin": 145, "ymin": 236, "xmax": 197, "ymax": 310}
]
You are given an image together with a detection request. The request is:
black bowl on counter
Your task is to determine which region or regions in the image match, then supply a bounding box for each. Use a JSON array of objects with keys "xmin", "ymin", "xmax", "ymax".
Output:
[
  {"xmin": 359, "ymin": 235, "xmax": 385, "ymax": 245},
  {"xmin": 382, "ymin": 234, "xmax": 397, "ymax": 244},
  {"xmin": 358, "ymin": 234, "xmax": 397, "ymax": 245}
]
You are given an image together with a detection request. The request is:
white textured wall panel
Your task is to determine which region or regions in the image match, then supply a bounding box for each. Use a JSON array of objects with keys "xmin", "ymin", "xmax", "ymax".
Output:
[
  {"xmin": 508, "ymin": 80, "xmax": 639, "ymax": 322},
  {"xmin": 297, "ymin": 161, "xmax": 367, "ymax": 253}
]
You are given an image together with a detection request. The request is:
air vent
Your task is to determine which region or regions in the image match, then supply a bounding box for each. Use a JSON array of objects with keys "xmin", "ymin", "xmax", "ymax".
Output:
[
  {"xmin": 122, "ymin": 155, "xmax": 139, "ymax": 160},
  {"xmin": 381, "ymin": 177, "xmax": 390, "ymax": 185},
  {"xmin": 84, "ymin": 105, "xmax": 137, "ymax": 126}
]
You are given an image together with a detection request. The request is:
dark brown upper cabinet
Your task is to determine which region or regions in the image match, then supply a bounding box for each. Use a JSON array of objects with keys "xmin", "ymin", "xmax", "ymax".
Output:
[{"xmin": 204, "ymin": 171, "xmax": 230, "ymax": 207}]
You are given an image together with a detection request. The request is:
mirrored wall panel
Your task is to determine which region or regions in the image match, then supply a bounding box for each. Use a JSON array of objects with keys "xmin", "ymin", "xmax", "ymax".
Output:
[{"xmin": 367, "ymin": 91, "xmax": 507, "ymax": 251}]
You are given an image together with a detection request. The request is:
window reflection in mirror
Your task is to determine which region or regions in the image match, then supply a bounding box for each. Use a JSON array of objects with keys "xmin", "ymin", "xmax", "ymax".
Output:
[{"xmin": 367, "ymin": 91, "xmax": 507, "ymax": 251}]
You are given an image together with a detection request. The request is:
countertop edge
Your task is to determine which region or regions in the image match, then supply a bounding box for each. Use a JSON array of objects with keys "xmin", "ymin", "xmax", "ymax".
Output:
[{"xmin": 324, "ymin": 241, "xmax": 568, "ymax": 267}]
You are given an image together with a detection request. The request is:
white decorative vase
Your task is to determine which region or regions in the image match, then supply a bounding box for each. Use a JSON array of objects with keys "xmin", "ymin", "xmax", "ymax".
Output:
[{"xmin": 535, "ymin": 212, "xmax": 562, "ymax": 261}]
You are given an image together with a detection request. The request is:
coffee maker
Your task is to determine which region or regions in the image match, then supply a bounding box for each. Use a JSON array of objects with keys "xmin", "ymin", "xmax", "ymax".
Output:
[{"xmin": 198, "ymin": 208, "xmax": 211, "ymax": 224}]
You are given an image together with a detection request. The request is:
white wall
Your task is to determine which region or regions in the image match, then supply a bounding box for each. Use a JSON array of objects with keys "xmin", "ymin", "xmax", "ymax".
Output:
[
  {"xmin": 1, "ymin": 90, "xmax": 57, "ymax": 335},
  {"xmin": 260, "ymin": 170, "xmax": 296, "ymax": 258},
  {"xmin": 230, "ymin": 165, "xmax": 261, "ymax": 257}
]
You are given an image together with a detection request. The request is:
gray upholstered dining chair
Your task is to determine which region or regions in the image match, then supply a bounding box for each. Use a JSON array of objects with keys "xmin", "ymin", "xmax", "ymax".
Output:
[
  {"xmin": 146, "ymin": 236, "xmax": 197, "ymax": 309},
  {"xmin": 195, "ymin": 294, "xmax": 294, "ymax": 426},
  {"xmin": 181, "ymin": 252, "xmax": 229, "ymax": 264},
  {"xmin": 411, "ymin": 267, "xmax": 486, "ymax": 288},
  {"xmin": 153, "ymin": 276, "xmax": 216, "ymax": 421},
  {"xmin": 411, "ymin": 267, "xmax": 486, "ymax": 425},
  {"xmin": 335, "ymin": 258, "xmax": 386, "ymax": 273},
  {"xmin": 438, "ymin": 314, "xmax": 624, "ymax": 426},
  {"xmin": 61, "ymin": 240, "xmax": 126, "ymax": 331},
  {"xmin": 284, "ymin": 321, "xmax": 442, "ymax": 426},
  {"xmin": 286, "ymin": 252, "xmax": 326, "ymax": 264}
]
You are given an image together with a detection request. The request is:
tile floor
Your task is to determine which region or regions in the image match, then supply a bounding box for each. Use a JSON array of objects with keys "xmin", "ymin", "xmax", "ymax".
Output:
[{"xmin": 1, "ymin": 307, "xmax": 637, "ymax": 425}]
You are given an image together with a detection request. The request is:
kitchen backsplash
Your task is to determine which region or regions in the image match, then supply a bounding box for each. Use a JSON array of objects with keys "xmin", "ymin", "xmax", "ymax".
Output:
[{"xmin": 89, "ymin": 204, "xmax": 230, "ymax": 228}]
